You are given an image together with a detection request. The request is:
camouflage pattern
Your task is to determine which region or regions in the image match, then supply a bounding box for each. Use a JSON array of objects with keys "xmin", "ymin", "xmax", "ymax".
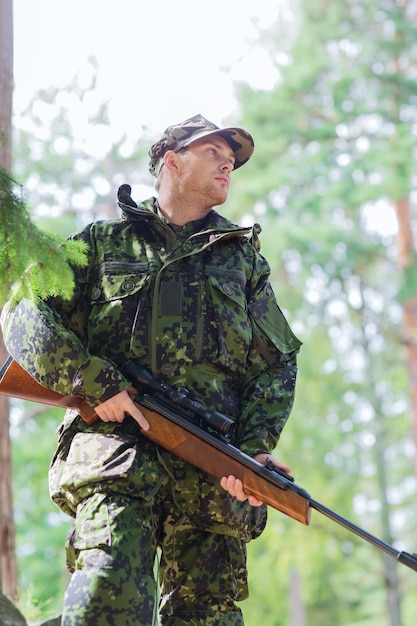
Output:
[
  {"xmin": 61, "ymin": 489, "xmax": 248, "ymax": 625},
  {"xmin": 148, "ymin": 114, "xmax": 255, "ymax": 177},
  {"xmin": 2, "ymin": 196, "xmax": 301, "ymax": 624}
]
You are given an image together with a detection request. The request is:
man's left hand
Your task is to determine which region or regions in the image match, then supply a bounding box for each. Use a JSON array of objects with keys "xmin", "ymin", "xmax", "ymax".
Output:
[{"xmin": 220, "ymin": 453, "xmax": 291, "ymax": 507}]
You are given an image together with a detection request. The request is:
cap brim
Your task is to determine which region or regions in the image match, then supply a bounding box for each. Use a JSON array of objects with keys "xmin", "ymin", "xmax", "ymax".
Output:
[{"xmin": 178, "ymin": 127, "xmax": 254, "ymax": 170}]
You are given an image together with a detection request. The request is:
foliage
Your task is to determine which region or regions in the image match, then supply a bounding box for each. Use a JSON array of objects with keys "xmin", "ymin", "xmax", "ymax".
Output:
[
  {"xmin": 12, "ymin": 57, "xmax": 152, "ymax": 228},
  {"xmin": 0, "ymin": 165, "xmax": 87, "ymax": 305},
  {"xmin": 230, "ymin": 1, "xmax": 417, "ymax": 624},
  {"xmin": 18, "ymin": 584, "xmax": 56, "ymax": 624},
  {"xmin": 11, "ymin": 405, "xmax": 70, "ymax": 618},
  {"xmin": 7, "ymin": 61, "xmax": 153, "ymax": 617},
  {"xmin": 8, "ymin": 3, "xmax": 417, "ymax": 624}
]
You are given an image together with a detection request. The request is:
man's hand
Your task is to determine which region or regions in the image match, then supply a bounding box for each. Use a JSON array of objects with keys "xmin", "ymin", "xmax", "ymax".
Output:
[
  {"xmin": 94, "ymin": 387, "xmax": 150, "ymax": 430},
  {"xmin": 220, "ymin": 453, "xmax": 291, "ymax": 507}
]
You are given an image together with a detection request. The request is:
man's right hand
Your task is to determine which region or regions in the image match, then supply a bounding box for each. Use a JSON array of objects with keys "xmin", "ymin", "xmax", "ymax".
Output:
[{"xmin": 94, "ymin": 387, "xmax": 150, "ymax": 430}]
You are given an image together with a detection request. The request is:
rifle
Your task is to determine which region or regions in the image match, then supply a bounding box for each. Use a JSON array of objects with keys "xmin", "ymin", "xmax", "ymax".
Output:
[{"xmin": 1, "ymin": 355, "xmax": 417, "ymax": 572}]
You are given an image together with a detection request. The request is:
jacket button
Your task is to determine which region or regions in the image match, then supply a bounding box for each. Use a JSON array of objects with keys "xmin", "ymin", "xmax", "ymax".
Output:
[
  {"xmin": 161, "ymin": 362, "xmax": 175, "ymax": 376},
  {"xmin": 121, "ymin": 280, "xmax": 135, "ymax": 292},
  {"xmin": 91, "ymin": 287, "xmax": 101, "ymax": 300},
  {"xmin": 223, "ymin": 283, "xmax": 233, "ymax": 295}
]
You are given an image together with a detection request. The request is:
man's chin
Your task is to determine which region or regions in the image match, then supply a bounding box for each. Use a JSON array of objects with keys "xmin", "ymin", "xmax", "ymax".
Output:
[{"xmin": 212, "ymin": 190, "xmax": 229, "ymax": 206}]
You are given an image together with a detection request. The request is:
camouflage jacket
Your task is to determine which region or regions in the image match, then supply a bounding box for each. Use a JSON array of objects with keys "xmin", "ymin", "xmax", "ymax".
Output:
[{"xmin": 2, "ymin": 197, "xmax": 301, "ymax": 457}]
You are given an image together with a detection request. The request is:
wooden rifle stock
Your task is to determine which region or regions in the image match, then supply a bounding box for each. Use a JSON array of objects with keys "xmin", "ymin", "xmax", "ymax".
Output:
[
  {"xmin": 2, "ymin": 355, "xmax": 417, "ymax": 571},
  {"xmin": 0, "ymin": 355, "xmax": 311, "ymax": 525},
  {"xmin": 0, "ymin": 356, "xmax": 97, "ymax": 423}
]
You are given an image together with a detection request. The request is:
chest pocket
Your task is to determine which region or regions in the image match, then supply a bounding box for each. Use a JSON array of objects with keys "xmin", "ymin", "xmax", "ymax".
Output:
[
  {"xmin": 248, "ymin": 287, "xmax": 302, "ymax": 364},
  {"xmin": 205, "ymin": 268, "xmax": 252, "ymax": 373},
  {"xmin": 90, "ymin": 262, "xmax": 149, "ymax": 303},
  {"xmin": 88, "ymin": 262, "xmax": 150, "ymax": 360}
]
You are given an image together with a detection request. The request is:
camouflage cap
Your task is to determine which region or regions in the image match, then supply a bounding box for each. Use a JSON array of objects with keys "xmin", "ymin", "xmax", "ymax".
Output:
[{"xmin": 148, "ymin": 113, "xmax": 254, "ymax": 177}]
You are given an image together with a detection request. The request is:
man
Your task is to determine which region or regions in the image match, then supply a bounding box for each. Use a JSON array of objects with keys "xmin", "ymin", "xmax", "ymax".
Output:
[{"xmin": 1, "ymin": 114, "xmax": 301, "ymax": 625}]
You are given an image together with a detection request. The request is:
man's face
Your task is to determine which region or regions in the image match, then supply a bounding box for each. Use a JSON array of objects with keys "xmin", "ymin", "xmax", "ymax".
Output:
[{"xmin": 176, "ymin": 135, "xmax": 236, "ymax": 207}]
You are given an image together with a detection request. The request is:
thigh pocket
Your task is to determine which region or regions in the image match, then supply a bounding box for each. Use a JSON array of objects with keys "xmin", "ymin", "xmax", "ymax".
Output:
[
  {"xmin": 71, "ymin": 492, "xmax": 112, "ymax": 550},
  {"xmin": 65, "ymin": 492, "xmax": 113, "ymax": 572},
  {"xmin": 59, "ymin": 431, "xmax": 164, "ymax": 504}
]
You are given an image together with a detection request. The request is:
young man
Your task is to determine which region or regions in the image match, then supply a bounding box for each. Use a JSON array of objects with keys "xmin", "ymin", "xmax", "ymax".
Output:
[{"xmin": 2, "ymin": 114, "xmax": 301, "ymax": 625}]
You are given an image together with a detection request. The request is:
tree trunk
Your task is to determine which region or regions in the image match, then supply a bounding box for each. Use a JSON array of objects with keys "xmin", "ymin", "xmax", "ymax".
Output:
[
  {"xmin": 0, "ymin": 0, "xmax": 18, "ymax": 601},
  {"xmin": 0, "ymin": 0, "xmax": 13, "ymax": 168},
  {"xmin": 395, "ymin": 196, "xmax": 417, "ymax": 476},
  {"xmin": 373, "ymin": 414, "xmax": 403, "ymax": 626},
  {"xmin": 357, "ymin": 277, "xmax": 404, "ymax": 626},
  {"xmin": 0, "ymin": 335, "xmax": 18, "ymax": 601},
  {"xmin": 0, "ymin": 591, "xmax": 26, "ymax": 625},
  {"xmin": 289, "ymin": 567, "xmax": 308, "ymax": 626}
]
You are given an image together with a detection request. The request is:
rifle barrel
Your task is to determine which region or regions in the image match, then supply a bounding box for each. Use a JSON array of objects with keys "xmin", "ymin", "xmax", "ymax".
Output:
[
  {"xmin": 309, "ymin": 498, "xmax": 417, "ymax": 572},
  {"xmin": 1, "ymin": 355, "xmax": 416, "ymax": 572}
]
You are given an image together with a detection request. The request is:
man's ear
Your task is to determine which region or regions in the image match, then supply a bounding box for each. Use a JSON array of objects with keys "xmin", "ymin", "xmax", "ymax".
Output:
[{"xmin": 163, "ymin": 150, "xmax": 178, "ymax": 172}]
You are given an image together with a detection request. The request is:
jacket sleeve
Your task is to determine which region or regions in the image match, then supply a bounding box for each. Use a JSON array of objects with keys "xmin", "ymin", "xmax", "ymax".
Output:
[
  {"xmin": 1, "ymin": 226, "xmax": 130, "ymax": 407},
  {"xmin": 235, "ymin": 251, "xmax": 302, "ymax": 458}
]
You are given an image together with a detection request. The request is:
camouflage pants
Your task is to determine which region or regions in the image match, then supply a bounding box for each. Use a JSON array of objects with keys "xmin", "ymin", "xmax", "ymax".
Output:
[
  {"xmin": 62, "ymin": 490, "xmax": 245, "ymax": 626},
  {"xmin": 53, "ymin": 418, "xmax": 265, "ymax": 625}
]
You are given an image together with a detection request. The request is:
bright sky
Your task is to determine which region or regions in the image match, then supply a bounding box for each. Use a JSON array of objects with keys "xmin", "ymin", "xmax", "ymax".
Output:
[
  {"xmin": 12, "ymin": 1, "xmax": 397, "ymax": 237},
  {"xmin": 13, "ymin": 0, "xmax": 290, "ymax": 136}
]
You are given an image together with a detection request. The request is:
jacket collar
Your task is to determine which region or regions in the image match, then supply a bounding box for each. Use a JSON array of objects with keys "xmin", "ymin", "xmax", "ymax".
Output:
[{"xmin": 119, "ymin": 196, "xmax": 250, "ymax": 235}]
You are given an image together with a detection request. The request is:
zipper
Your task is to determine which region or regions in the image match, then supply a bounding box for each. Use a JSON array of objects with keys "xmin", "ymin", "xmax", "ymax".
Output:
[
  {"xmin": 195, "ymin": 280, "xmax": 206, "ymax": 361},
  {"xmin": 149, "ymin": 229, "xmax": 250, "ymax": 375}
]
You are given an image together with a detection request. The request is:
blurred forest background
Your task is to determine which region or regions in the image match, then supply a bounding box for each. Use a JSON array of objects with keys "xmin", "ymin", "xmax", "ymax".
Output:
[{"xmin": 1, "ymin": 0, "xmax": 417, "ymax": 624}]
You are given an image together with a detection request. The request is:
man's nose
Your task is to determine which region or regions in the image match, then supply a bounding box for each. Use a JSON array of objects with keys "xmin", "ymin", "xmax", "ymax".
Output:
[{"xmin": 220, "ymin": 159, "xmax": 234, "ymax": 173}]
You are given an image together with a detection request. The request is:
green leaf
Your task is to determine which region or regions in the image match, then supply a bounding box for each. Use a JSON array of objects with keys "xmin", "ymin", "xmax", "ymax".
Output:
[{"xmin": 0, "ymin": 165, "xmax": 87, "ymax": 305}]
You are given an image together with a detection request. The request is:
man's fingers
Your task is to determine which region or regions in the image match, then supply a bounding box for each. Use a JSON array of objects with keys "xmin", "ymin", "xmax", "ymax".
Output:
[
  {"xmin": 220, "ymin": 475, "xmax": 264, "ymax": 507},
  {"xmin": 220, "ymin": 454, "xmax": 292, "ymax": 507},
  {"xmin": 124, "ymin": 387, "xmax": 150, "ymax": 430},
  {"xmin": 95, "ymin": 404, "xmax": 124, "ymax": 423},
  {"xmin": 94, "ymin": 390, "xmax": 150, "ymax": 430},
  {"xmin": 254, "ymin": 452, "xmax": 291, "ymax": 475},
  {"xmin": 127, "ymin": 397, "xmax": 150, "ymax": 431}
]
